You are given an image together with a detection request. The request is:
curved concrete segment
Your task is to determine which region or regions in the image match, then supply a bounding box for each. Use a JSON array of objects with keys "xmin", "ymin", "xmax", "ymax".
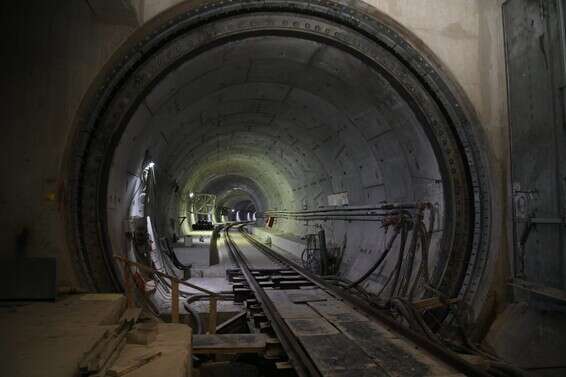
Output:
[{"xmin": 65, "ymin": 0, "xmax": 496, "ymax": 321}]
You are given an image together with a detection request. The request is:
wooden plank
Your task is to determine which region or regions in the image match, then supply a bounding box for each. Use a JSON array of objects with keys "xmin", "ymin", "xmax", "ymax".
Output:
[
  {"xmin": 333, "ymin": 321, "xmax": 437, "ymax": 376},
  {"xmin": 272, "ymin": 274, "xmax": 303, "ymax": 281},
  {"xmin": 79, "ymin": 321, "xmax": 133, "ymax": 376},
  {"xmin": 79, "ymin": 330, "xmax": 112, "ymax": 374},
  {"xmin": 266, "ymin": 289, "xmax": 322, "ymax": 319},
  {"xmin": 171, "ymin": 280, "xmax": 179, "ymax": 323},
  {"xmin": 113, "ymin": 255, "xmax": 216, "ymax": 295},
  {"xmin": 193, "ymin": 334, "xmax": 268, "ymax": 354},
  {"xmin": 273, "ymin": 303, "xmax": 320, "ymax": 319},
  {"xmin": 279, "ymin": 280, "xmax": 315, "ymax": 289},
  {"xmin": 325, "ymin": 368, "xmax": 391, "ymax": 377},
  {"xmin": 127, "ymin": 321, "xmax": 158, "ymax": 345},
  {"xmin": 107, "ymin": 351, "xmax": 162, "ymax": 376},
  {"xmin": 308, "ymin": 300, "xmax": 369, "ymax": 323},
  {"xmin": 298, "ymin": 334, "xmax": 381, "ymax": 374},
  {"xmin": 216, "ymin": 311, "xmax": 247, "ymax": 333},
  {"xmin": 124, "ymin": 263, "xmax": 134, "ymax": 309},
  {"xmin": 92, "ymin": 338, "xmax": 127, "ymax": 377},
  {"xmin": 279, "ymin": 270, "xmax": 299, "ymax": 275},
  {"xmin": 265, "ymin": 289, "xmax": 289, "ymax": 301},
  {"xmin": 93, "ymin": 324, "xmax": 130, "ymax": 372},
  {"xmin": 120, "ymin": 308, "xmax": 142, "ymax": 323},
  {"xmin": 208, "ymin": 297, "xmax": 218, "ymax": 334},
  {"xmin": 287, "ymin": 288, "xmax": 331, "ymax": 303},
  {"xmin": 285, "ymin": 318, "xmax": 340, "ymax": 336}
]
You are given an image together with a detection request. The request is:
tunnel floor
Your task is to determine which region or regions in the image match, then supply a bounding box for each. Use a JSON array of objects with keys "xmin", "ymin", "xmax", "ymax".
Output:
[{"xmin": 0, "ymin": 225, "xmax": 476, "ymax": 377}]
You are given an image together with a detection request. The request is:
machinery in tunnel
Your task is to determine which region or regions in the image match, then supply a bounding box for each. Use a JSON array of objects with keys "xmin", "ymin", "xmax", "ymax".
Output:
[
  {"xmin": 4, "ymin": 0, "xmax": 566, "ymax": 376},
  {"xmin": 187, "ymin": 192, "xmax": 216, "ymax": 230}
]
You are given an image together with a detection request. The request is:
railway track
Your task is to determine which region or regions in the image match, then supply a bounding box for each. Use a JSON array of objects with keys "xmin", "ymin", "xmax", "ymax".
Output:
[{"xmin": 223, "ymin": 223, "xmax": 491, "ymax": 377}]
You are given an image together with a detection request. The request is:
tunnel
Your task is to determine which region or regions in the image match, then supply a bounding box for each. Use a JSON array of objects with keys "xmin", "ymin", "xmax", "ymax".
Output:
[
  {"xmin": 8, "ymin": 0, "xmax": 566, "ymax": 375},
  {"xmin": 65, "ymin": 0, "xmax": 494, "ymax": 326}
]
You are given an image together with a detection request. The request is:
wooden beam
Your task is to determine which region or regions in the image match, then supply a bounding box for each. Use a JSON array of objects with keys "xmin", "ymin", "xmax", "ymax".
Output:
[
  {"xmin": 107, "ymin": 351, "xmax": 162, "ymax": 377},
  {"xmin": 216, "ymin": 312, "xmax": 247, "ymax": 334},
  {"xmin": 208, "ymin": 297, "xmax": 218, "ymax": 334},
  {"xmin": 171, "ymin": 280, "xmax": 180, "ymax": 323},
  {"xmin": 123, "ymin": 261, "xmax": 134, "ymax": 308},
  {"xmin": 193, "ymin": 334, "xmax": 268, "ymax": 354},
  {"xmin": 114, "ymin": 255, "xmax": 216, "ymax": 295}
]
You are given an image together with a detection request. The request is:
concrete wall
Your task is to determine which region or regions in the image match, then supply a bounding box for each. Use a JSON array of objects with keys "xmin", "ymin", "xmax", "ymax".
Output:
[
  {"xmin": 0, "ymin": 0, "xmax": 508, "ymax": 295},
  {"xmin": 0, "ymin": 1, "xmax": 135, "ymax": 288},
  {"xmin": 138, "ymin": 0, "xmax": 509, "ymax": 317},
  {"xmin": 139, "ymin": 0, "xmax": 508, "ymax": 159}
]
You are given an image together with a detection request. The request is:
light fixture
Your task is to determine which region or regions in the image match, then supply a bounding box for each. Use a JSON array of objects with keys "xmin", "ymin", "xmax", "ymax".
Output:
[
  {"xmin": 189, "ymin": 192, "xmax": 194, "ymax": 198},
  {"xmin": 231, "ymin": 209, "xmax": 235, "ymax": 213}
]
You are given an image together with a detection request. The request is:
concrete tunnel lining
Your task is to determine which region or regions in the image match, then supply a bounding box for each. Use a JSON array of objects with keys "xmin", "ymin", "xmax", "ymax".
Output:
[
  {"xmin": 202, "ymin": 175, "xmax": 265, "ymax": 213},
  {"xmin": 66, "ymin": 0, "xmax": 495, "ymax": 321}
]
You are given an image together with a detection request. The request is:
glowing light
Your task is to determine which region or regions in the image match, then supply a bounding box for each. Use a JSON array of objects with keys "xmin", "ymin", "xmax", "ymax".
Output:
[
  {"xmin": 231, "ymin": 209, "xmax": 235, "ymax": 213},
  {"xmin": 144, "ymin": 161, "xmax": 156, "ymax": 170},
  {"xmin": 189, "ymin": 192, "xmax": 194, "ymax": 198}
]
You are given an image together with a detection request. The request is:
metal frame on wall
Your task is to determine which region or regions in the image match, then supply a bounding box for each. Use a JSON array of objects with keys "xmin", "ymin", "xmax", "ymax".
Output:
[{"xmin": 504, "ymin": 0, "xmax": 566, "ymax": 300}]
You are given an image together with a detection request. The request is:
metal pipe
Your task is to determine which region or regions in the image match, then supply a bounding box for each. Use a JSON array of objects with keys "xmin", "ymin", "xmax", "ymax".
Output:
[{"xmin": 265, "ymin": 202, "xmax": 425, "ymax": 215}]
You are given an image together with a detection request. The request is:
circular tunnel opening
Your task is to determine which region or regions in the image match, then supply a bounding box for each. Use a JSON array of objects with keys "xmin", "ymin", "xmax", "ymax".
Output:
[{"xmin": 66, "ymin": 0, "xmax": 493, "ymax": 319}]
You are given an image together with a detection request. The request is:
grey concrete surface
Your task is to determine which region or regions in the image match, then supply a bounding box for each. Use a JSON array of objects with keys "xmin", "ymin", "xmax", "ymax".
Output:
[
  {"xmin": 110, "ymin": 323, "xmax": 192, "ymax": 377},
  {"xmin": 136, "ymin": 0, "xmax": 508, "ymax": 156},
  {"xmin": 0, "ymin": 294, "xmax": 126, "ymax": 377}
]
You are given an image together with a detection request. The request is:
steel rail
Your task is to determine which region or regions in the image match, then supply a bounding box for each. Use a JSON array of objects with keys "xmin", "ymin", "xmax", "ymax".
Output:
[
  {"xmin": 223, "ymin": 224, "xmax": 322, "ymax": 377},
  {"xmin": 238, "ymin": 226, "xmax": 493, "ymax": 377}
]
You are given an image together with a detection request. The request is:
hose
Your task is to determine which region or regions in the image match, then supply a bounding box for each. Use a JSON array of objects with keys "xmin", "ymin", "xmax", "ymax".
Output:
[
  {"xmin": 184, "ymin": 293, "xmax": 234, "ymax": 334},
  {"xmin": 377, "ymin": 221, "xmax": 409, "ymax": 299},
  {"xmin": 408, "ymin": 221, "xmax": 432, "ymax": 300},
  {"xmin": 160, "ymin": 237, "xmax": 192, "ymax": 271},
  {"xmin": 346, "ymin": 225, "xmax": 401, "ymax": 289},
  {"xmin": 184, "ymin": 303, "xmax": 203, "ymax": 334},
  {"xmin": 396, "ymin": 220, "xmax": 420, "ymax": 297}
]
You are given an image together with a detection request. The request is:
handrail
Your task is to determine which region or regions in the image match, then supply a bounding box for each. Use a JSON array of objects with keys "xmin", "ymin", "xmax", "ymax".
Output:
[
  {"xmin": 114, "ymin": 255, "xmax": 215, "ymax": 295},
  {"xmin": 113, "ymin": 254, "xmax": 218, "ymax": 332}
]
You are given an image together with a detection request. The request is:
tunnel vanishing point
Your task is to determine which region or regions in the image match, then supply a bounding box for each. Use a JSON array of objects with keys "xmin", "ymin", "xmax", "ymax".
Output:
[{"xmin": 1, "ymin": 1, "xmax": 565, "ymax": 377}]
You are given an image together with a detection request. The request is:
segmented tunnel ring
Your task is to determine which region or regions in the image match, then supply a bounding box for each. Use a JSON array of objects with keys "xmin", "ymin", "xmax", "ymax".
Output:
[{"xmin": 65, "ymin": 0, "xmax": 494, "ymax": 319}]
